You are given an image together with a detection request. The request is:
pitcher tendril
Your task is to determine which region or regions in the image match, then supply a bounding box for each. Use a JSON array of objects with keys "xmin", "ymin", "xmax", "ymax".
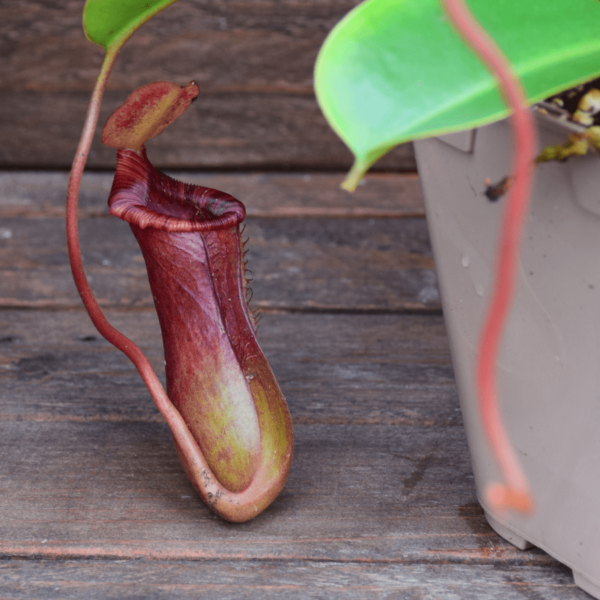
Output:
[{"xmin": 67, "ymin": 1, "xmax": 293, "ymax": 522}]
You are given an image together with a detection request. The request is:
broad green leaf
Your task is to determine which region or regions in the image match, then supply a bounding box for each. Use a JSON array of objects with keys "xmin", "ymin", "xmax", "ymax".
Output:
[
  {"xmin": 84, "ymin": 0, "xmax": 179, "ymax": 51},
  {"xmin": 315, "ymin": 0, "xmax": 600, "ymax": 189}
]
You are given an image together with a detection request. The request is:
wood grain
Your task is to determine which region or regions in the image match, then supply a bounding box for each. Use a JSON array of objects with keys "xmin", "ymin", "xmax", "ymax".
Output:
[
  {"xmin": 0, "ymin": 167, "xmax": 584, "ymax": 598},
  {"xmin": 0, "ymin": 309, "xmax": 581, "ymax": 597},
  {"xmin": 0, "ymin": 171, "xmax": 434, "ymax": 311},
  {"xmin": 0, "ymin": 309, "xmax": 521, "ymax": 558},
  {"xmin": 0, "ymin": 91, "xmax": 414, "ymax": 170},
  {"xmin": 0, "ymin": 3, "xmax": 353, "ymax": 93},
  {"xmin": 0, "ymin": 0, "xmax": 415, "ymax": 170},
  {"xmin": 0, "ymin": 560, "xmax": 584, "ymax": 600},
  {"xmin": 0, "ymin": 310, "xmax": 456, "ymax": 425},
  {"xmin": 0, "ymin": 216, "xmax": 439, "ymax": 311},
  {"xmin": 0, "ymin": 171, "xmax": 425, "ymax": 218}
]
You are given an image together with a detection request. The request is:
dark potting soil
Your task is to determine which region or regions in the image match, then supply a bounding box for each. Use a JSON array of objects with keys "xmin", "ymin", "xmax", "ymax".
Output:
[{"xmin": 543, "ymin": 76, "xmax": 600, "ymax": 126}]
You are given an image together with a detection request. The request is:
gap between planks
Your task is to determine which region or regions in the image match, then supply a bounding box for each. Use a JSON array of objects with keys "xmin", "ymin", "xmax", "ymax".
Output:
[
  {"xmin": 0, "ymin": 304, "xmax": 441, "ymax": 315},
  {"xmin": 0, "ymin": 544, "xmax": 557, "ymax": 566},
  {"xmin": 0, "ymin": 171, "xmax": 425, "ymax": 219}
]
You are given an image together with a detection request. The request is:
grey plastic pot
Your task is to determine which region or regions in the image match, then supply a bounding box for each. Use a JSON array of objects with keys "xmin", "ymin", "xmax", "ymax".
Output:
[{"xmin": 415, "ymin": 110, "xmax": 600, "ymax": 598}]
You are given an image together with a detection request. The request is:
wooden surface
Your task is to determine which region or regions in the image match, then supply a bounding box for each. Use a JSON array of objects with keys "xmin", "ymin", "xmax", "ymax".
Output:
[
  {"xmin": 0, "ymin": 171, "xmax": 436, "ymax": 312},
  {"xmin": 0, "ymin": 0, "xmax": 415, "ymax": 171},
  {"xmin": 0, "ymin": 170, "xmax": 590, "ymax": 599}
]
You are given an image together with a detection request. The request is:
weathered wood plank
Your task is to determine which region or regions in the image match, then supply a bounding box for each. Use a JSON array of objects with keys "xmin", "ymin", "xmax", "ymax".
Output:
[
  {"xmin": 0, "ymin": 311, "xmax": 455, "ymax": 425},
  {"xmin": 246, "ymin": 217, "xmax": 437, "ymax": 311},
  {"xmin": 0, "ymin": 91, "xmax": 414, "ymax": 170},
  {"xmin": 1, "ymin": 2, "xmax": 355, "ymax": 94},
  {"xmin": 0, "ymin": 559, "xmax": 586, "ymax": 600},
  {"xmin": 4, "ymin": 419, "xmax": 472, "ymax": 533},
  {"xmin": 0, "ymin": 310, "xmax": 462, "ymax": 555},
  {"xmin": 0, "ymin": 309, "xmax": 584, "ymax": 595},
  {"xmin": 0, "ymin": 418, "xmax": 476, "ymax": 544},
  {"xmin": 0, "ymin": 1, "xmax": 417, "ymax": 169},
  {"xmin": 0, "ymin": 416, "xmax": 539, "ymax": 566},
  {"xmin": 0, "ymin": 311, "xmax": 571, "ymax": 574},
  {"xmin": 1, "ymin": 0, "xmax": 365, "ymax": 86},
  {"xmin": 0, "ymin": 171, "xmax": 425, "ymax": 218},
  {"xmin": 0, "ymin": 216, "xmax": 439, "ymax": 311}
]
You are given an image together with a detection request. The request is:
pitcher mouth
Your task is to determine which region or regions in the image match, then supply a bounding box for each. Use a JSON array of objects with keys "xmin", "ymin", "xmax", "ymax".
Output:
[{"xmin": 108, "ymin": 147, "xmax": 245, "ymax": 233}]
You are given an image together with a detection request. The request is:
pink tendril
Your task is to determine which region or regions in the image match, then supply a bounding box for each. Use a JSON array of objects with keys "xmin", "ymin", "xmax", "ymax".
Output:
[{"xmin": 441, "ymin": 0, "xmax": 536, "ymax": 514}]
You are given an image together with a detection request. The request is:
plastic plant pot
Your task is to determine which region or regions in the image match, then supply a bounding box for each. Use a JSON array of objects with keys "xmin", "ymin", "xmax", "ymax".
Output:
[{"xmin": 414, "ymin": 109, "xmax": 600, "ymax": 598}]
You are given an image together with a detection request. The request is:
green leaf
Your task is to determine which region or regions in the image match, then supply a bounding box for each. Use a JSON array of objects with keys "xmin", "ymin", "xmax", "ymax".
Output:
[
  {"xmin": 315, "ymin": 0, "xmax": 600, "ymax": 189},
  {"xmin": 83, "ymin": 0, "xmax": 179, "ymax": 51}
]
